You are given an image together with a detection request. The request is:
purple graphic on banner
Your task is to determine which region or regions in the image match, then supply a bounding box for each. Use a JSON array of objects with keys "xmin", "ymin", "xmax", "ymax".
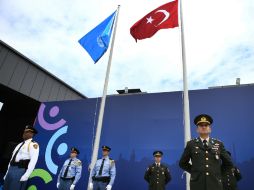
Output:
[{"xmin": 38, "ymin": 103, "xmax": 66, "ymax": 130}]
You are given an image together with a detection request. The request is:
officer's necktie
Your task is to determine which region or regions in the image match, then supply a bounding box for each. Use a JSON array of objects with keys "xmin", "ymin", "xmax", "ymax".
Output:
[
  {"xmin": 10, "ymin": 141, "xmax": 25, "ymax": 164},
  {"xmin": 203, "ymin": 140, "xmax": 208, "ymax": 149},
  {"xmin": 98, "ymin": 159, "xmax": 105, "ymax": 175},
  {"xmin": 63, "ymin": 159, "xmax": 72, "ymax": 177}
]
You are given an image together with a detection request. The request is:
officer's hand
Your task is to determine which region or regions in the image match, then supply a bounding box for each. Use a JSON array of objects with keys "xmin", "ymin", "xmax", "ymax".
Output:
[
  {"xmin": 20, "ymin": 175, "xmax": 29, "ymax": 181},
  {"xmin": 57, "ymin": 182, "xmax": 60, "ymax": 188},
  {"xmin": 89, "ymin": 182, "xmax": 93, "ymax": 189},
  {"xmin": 106, "ymin": 185, "xmax": 112, "ymax": 190},
  {"xmin": 70, "ymin": 184, "xmax": 75, "ymax": 190}
]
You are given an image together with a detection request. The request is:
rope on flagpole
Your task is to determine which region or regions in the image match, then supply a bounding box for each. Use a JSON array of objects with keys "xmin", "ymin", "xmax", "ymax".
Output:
[{"xmin": 90, "ymin": 97, "xmax": 99, "ymax": 167}]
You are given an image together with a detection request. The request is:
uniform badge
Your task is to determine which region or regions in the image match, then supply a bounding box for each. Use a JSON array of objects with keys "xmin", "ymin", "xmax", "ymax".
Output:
[
  {"xmin": 215, "ymin": 154, "xmax": 219, "ymax": 160},
  {"xmin": 33, "ymin": 144, "xmax": 38, "ymax": 149},
  {"xmin": 77, "ymin": 161, "xmax": 82, "ymax": 166},
  {"xmin": 110, "ymin": 160, "xmax": 115, "ymax": 166}
]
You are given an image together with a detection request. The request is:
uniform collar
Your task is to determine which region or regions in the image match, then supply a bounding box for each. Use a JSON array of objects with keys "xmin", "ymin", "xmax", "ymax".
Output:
[
  {"xmin": 199, "ymin": 137, "xmax": 209, "ymax": 143},
  {"xmin": 102, "ymin": 156, "xmax": 109, "ymax": 160},
  {"xmin": 24, "ymin": 138, "xmax": 33, "ymax": 143}
]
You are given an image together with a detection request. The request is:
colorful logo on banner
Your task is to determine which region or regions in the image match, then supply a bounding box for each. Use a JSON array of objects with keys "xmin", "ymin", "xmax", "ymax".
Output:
[{"xmin": 28, "ymin": 103, "xmax": 69, "ymax": 189}]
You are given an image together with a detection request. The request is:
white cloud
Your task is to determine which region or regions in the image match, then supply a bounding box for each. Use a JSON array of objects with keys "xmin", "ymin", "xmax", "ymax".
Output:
[{"xmin": 0, "ymin": 0, "xmax": 253, "ymax": 97}]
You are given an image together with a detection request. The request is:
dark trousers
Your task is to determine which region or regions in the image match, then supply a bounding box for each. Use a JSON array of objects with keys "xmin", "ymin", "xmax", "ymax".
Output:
[
  {"xmin": 3, "ymin": 166, "xmax": 27, "ymax": 190},
  {"xmin": 93, "ymin": 181, "xmax": 108, "ymax": 190},
  {"xmin": 59, "ymin": 178, "xmax": 73, "ymax": 190}
]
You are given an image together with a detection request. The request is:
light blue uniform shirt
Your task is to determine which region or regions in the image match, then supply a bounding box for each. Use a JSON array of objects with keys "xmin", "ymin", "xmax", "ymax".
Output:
[
  {"xmin": 57, "ymin": 157, "xmax": 82, "ymax": 185},
  {"xmin": 91, "ymin": 156, "xmax": 116, "ymax": 186}
]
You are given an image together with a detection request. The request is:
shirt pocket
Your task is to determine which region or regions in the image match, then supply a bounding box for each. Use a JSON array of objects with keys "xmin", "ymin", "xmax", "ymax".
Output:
[
  {"xmin": 191, "ymin": 146, "xmax": 201, "ymax": 155},
  {"xmin": 190, "ymin": 172, "xmax": 201, "ymax": 182}
]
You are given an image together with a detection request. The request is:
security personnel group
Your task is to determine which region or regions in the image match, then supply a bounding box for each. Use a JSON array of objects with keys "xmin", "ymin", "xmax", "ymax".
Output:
[{"xmin": 2, "ymin": 114, "xmax": 242, "ymax": 190}]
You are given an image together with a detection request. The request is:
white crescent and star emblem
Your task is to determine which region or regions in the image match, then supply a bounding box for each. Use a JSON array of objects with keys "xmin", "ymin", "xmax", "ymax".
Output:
[
  {"xmin": 146, "ymin": 9, "xmax": 170, "ymax": 27},
  {"xmin": 146, "ymin": 16, "xmax": 154, "ymax": 24}
]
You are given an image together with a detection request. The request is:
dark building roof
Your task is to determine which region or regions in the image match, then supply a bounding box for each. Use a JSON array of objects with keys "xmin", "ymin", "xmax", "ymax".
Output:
[{"xmin": 0, "ymin": 40, "xmax": 87, "ymax": 102}]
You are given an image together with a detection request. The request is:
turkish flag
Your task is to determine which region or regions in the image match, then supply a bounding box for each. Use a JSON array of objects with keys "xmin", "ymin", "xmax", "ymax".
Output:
[{"xmin": 130, "ymin": 0, "xmax": 178, "ymax": 41}]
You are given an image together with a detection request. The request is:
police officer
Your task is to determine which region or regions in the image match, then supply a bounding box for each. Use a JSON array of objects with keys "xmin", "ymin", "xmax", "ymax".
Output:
[
  {"xmin": 3, "ymin": 125, "xmax": 39, "ymax": 190},
  {"xmin": 144, "ymin": 151, "xmax": 171, "ymax": 190},
  {"xmin": 179, "ymin": 114, "xmax": 233, "ymax": 190},
  {"xmin": 57, "ymin": 147, "xmax": 82, "ymax": 190},
  {"xmin": 89, "ymin": 146, "xmax": 116, "ymax": 190},
  {"xmin": 221, "ymin": 151, "xmax": 242, "ymax": 190}
]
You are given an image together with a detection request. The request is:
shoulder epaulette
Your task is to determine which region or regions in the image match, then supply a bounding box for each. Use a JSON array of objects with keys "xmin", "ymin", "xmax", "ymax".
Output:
[{"xmin": 212, "ymin": 138, "xmax": 222, "ymax": 143}]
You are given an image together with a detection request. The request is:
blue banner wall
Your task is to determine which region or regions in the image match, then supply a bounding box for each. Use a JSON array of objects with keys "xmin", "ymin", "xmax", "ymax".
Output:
[{"xmin": 29, "ymin": 86, "xmax": 254, "ymax": 190}]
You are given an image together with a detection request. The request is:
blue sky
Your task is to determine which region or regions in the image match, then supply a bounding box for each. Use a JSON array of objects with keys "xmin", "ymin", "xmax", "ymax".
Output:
[{"xmin": 0, "ymin": 0, "xmax": 254, "ymax": 98}]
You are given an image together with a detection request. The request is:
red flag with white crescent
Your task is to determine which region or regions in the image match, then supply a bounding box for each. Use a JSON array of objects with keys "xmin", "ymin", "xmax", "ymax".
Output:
[{"xmin": 130, "ymin": 0, "xmax": 179, "ymax": 41}]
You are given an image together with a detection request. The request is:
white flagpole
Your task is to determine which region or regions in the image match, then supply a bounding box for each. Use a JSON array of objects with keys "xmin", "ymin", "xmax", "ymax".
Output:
[
  {"xmin": 179, "ymin": 0, "xmax": 191, "ymax": 190},
  {"xmin": 87, "ymin": 5, "xmax": 121, "ymax": 190}
]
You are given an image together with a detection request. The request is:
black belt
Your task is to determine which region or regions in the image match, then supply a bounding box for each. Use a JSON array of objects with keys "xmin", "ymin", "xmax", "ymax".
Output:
[
  {"xmin": 92, "ymin": 176, "xmax": 110, "ymax": 183},
  {"xmin": 61, "ymin": 177, "xmax": 75, "ymax": 181},
  {"xmin": 10, "ymin": 159, "xmax": 30, "ymax": 169}
]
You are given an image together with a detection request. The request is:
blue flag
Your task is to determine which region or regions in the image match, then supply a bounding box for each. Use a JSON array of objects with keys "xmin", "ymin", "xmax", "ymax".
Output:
[{"xmin": 79, "ymin": 11, "xmax": 116, "ymax": 63}]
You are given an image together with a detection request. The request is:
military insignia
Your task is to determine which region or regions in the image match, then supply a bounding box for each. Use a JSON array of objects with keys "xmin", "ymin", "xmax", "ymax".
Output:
[
  {"xmin": 33, "ymin": 144, "xmax": 38, "ymax": 149},
  {"xmin": 215, "ymin": 154, "xmax": 219, "ymax": 160},
  {"xmin": 213, "ymin": 143, "xmax": 219, "ymax": 150},
  {"xmin": 195, "ymin": 146, "xmax": 199, "ymax": 149},
  {"xmin": 162, "ymin": 172, "xmax": 164, "ymax": 174},
  {"xmin": 201, "ymin": 117, "xmax": 207, "ymax": 122}
]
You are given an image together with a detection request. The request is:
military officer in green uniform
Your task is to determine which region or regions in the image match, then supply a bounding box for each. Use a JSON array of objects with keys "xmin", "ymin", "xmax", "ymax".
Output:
[
  {"xmin": 144, "ymin": 151, "xmax": 171, "ymax": 190},
  {"xmin": 221, "ymin": 151, "xmax": 242, "ymax": 190},
  {"xmin": 179, "ymin": 114, "xmax": 233, "ymax": 190}
]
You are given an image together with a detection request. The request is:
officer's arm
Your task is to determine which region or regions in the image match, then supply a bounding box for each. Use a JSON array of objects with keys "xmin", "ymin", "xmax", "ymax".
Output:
[
  {"xmin": 73, "ymin": 161, "xmax": 82, "ymax": 185},
  {"xmin": 89, "ymin": 161, "xmax": 97, "ymax": 182},
  {"xmin": 23, "ymin": 143, "xmax": 39, "ymax": 178},
  {"xmin": 179, "ymin": 141, "xmax": 192, "ymax": 173},
  {"xmin": 108, "ymin": 161, "xmax": 116, "ymax": 186},
  {"xmin": 91, "ymin": 162, "xmax": 96, "ymax": 176},
  {"xmin": 220, "ymin": 143, "xmax": 233, "ymax": 170},
  {"xmin": 234, "ymin": 167, "xmax": 242, "ymax": 181},
  {"xmin": 144, "ymin": 167, "xmax": 151, "ymax": 183},
  {"xmin": 57, "ymin": 163, "xmax": 64, "ymax": 184},
  {"xmin": 165, "ymin": 167, "xmax": 172, "ymax": 184}
]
